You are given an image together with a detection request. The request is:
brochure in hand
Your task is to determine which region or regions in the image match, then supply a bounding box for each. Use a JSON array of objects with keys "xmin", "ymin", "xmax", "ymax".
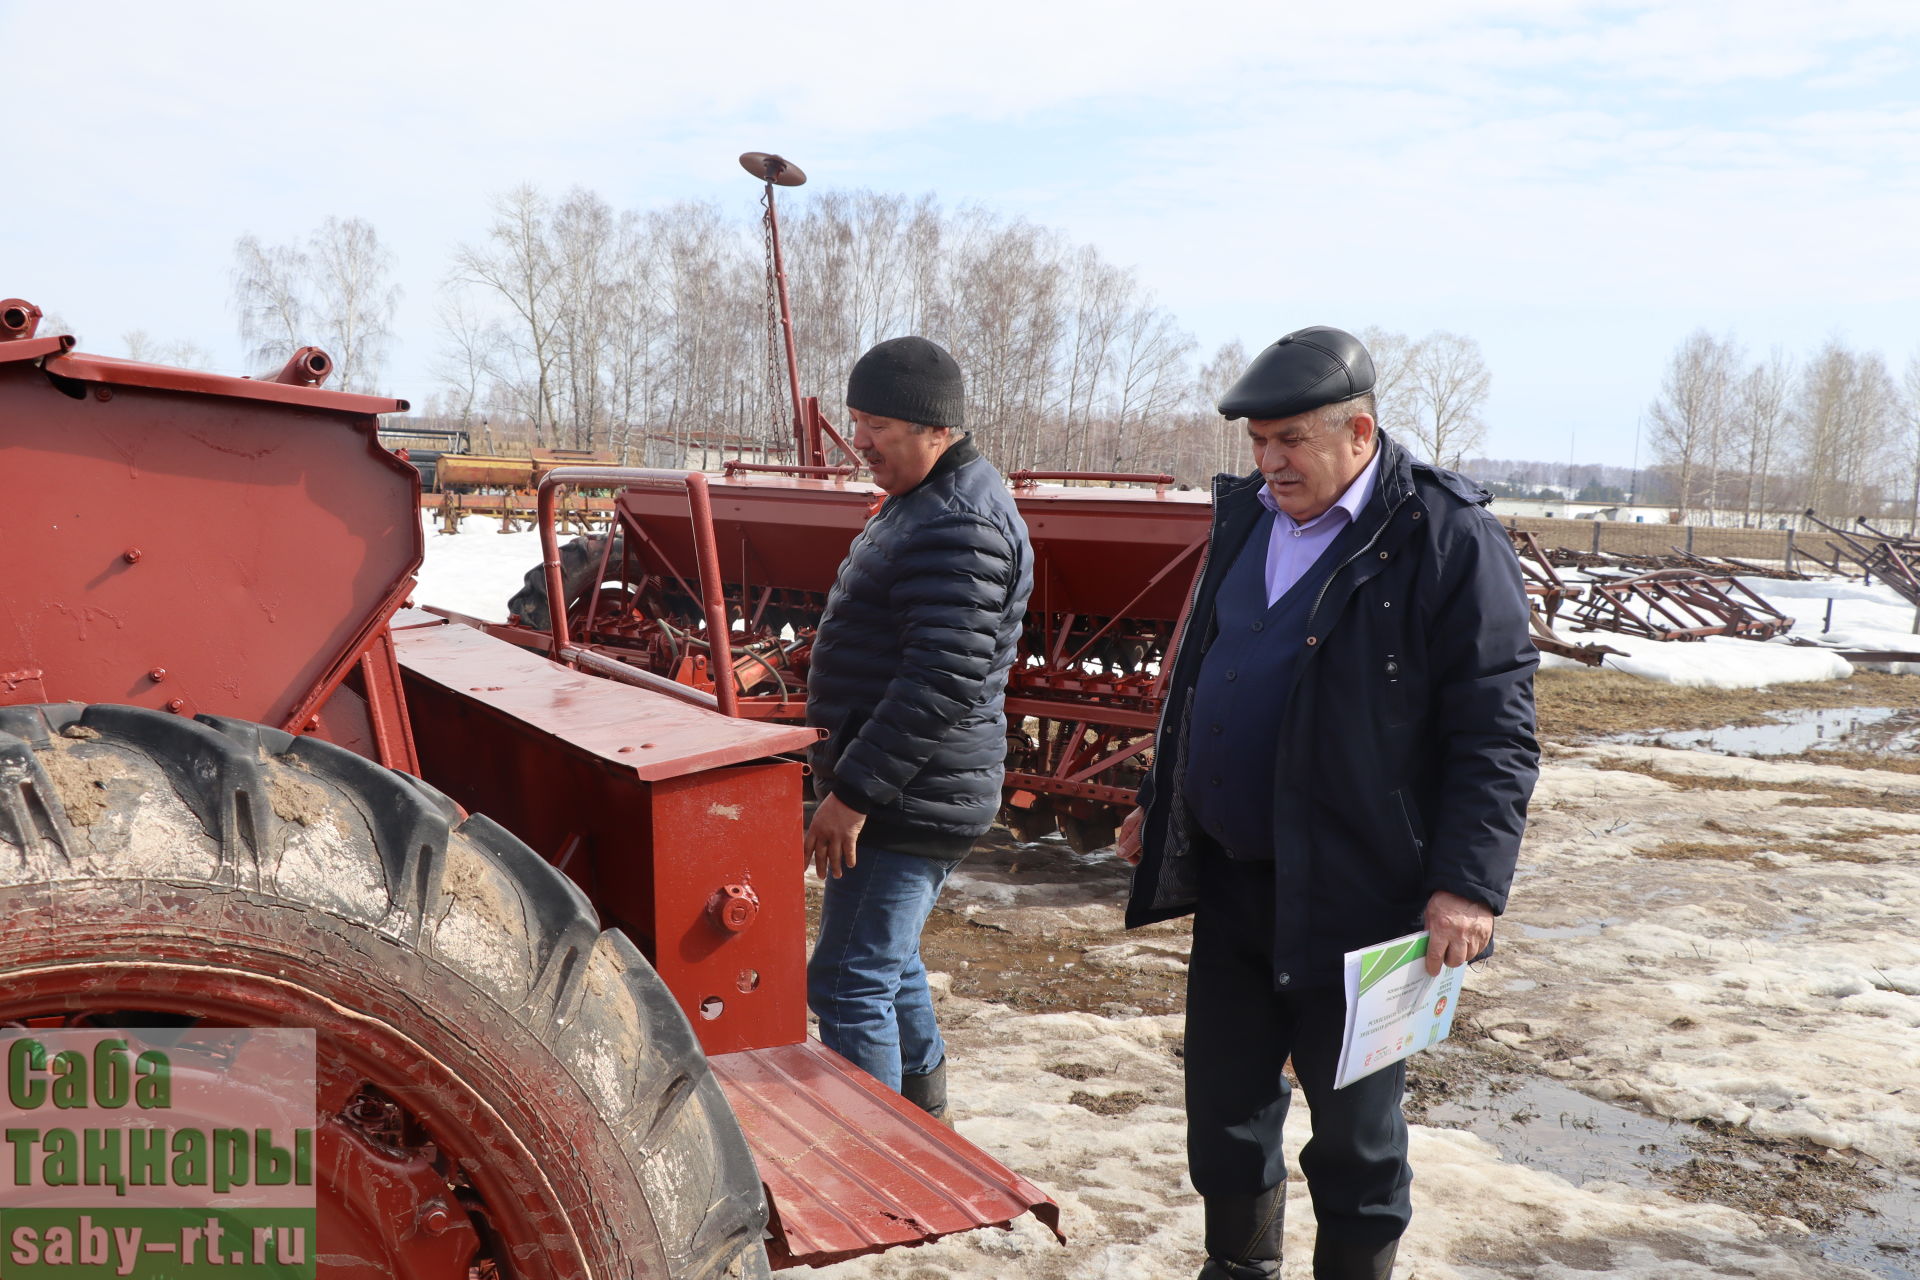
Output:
[{"xmin": 1334, "ymin": 930, "xmax": 1464, "ymax": 1090}]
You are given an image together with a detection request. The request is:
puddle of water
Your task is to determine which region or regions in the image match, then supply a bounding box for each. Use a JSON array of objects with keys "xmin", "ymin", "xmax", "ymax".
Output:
[
  {"xmin": 1416, "ymin": 1055, "xmax": 1692, "ymax": 1189},
  {"xmin": 1826, "ymin": 1177, "xmax": 1920, "ymax": 1279},
  {"xmin": 1417, "ymin": 1048, "xmax": 1920, "ymax": 1278},
  {"xmin": 1606, "ymin": 705, "xmax": 1920, "ymax": 758},
  {"xmin": 1636, "ymin": 706, "xmax": 1903, "ymax": 756}
]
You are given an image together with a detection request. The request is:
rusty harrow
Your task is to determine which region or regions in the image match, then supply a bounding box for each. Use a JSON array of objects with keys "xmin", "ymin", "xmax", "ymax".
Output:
[
  {"xmin": 1505, "ymin": 528, "xmax": 1621, "ymax": 666},
  {"xmin": 1566, "ymin": 569, "xmax": 1793, "ymax": 642},
  {"xmin": 1802, "ymin": 510, "xmax": 1920, "ymax": 608}
]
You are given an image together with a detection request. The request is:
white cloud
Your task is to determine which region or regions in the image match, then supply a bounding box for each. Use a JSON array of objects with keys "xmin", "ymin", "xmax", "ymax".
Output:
[{"xmin": 3, "ymin": 0, "xmax": 1917, "ymax": 465}]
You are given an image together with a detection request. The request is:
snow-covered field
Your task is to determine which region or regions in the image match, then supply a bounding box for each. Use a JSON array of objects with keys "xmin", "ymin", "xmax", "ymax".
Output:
[
  {"xmin": 810, "ymin": 748, "xmax": 1920, "ymax": 1280},
  {"xmin": 412, "ymin": 520, "xmax": 1920, "ymax": 1279},
  {"xmin": 408, "ymin": 515, "xmax": 1920, "ymax": 689}
]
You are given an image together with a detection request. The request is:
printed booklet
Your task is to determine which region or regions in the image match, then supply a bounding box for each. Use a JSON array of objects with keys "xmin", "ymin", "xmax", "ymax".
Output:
[{"xmin": 1334, "ymin": 929, "xmax": 1464, "ymax": 1089}]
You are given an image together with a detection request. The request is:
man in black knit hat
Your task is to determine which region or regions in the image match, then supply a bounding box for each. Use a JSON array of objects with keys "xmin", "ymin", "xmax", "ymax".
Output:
[
  {"xmin": 1116, "ymin": 326, "xmax": 1538, "ymax": 1278},
  {"xmin": 804, "ymin": 336, "xmax": 1033, "ymax": 1117}
]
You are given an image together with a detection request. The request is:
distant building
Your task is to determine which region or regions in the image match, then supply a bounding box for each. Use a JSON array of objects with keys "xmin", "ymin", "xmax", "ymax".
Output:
[{"xmin": 1489, "ymin": 497, "xmax": 1673, "ymax": 524}]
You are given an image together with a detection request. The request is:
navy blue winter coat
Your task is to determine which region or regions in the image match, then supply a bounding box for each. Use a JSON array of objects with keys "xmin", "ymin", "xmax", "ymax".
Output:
[
  {"xmin": 807, "ymin": 435, "xmax": 1034, "ymax": 860},
  {"xmin": 1125, "ymin": 431, "xmax": 1539, "ymax": 986}
]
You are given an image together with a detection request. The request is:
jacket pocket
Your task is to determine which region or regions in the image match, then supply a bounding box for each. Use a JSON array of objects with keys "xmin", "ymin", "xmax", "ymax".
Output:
[{"xmin": 1388, "ymin": 788, "xmax": 1426, "ymax": 870}]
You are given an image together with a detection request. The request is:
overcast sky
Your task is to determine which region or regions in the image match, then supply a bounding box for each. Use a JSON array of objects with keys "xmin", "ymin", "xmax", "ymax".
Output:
[{"xmin": 5, "ymin": 0, "xmax": 1918, "ymax": 468}]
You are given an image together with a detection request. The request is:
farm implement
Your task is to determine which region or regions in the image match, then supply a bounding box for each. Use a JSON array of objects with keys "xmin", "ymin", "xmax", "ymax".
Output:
[{"xmin": 0, "ymin": 294, "xmax": 1060, "ymax": 1278}]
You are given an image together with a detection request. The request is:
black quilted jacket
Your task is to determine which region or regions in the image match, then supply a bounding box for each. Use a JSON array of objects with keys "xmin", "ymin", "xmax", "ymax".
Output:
[{"xmin": 806, "ymin": 436, "xmax": 1034, "ymax": 860}]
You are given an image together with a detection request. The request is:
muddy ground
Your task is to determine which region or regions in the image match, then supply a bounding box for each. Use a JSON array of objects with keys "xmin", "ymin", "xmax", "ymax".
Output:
[{"xmin": 807, "ymin": 666, "xmax": 1920, "ymax": 1275}]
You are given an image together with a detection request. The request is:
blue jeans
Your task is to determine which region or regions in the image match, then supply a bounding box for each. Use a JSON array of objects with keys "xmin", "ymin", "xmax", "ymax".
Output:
[{"xmin": 807, "ymin": 847, "xmax": 955, "ymax": 1091}]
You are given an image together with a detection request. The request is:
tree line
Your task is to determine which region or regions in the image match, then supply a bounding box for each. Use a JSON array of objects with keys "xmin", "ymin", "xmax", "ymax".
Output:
[
  {"xmin": 221, "ymin": 184, "xmax": 1496, "ymax": 485},
  {"xmin": 1647, "ymin": 330, "xmax": 1920, "ymax": 526}
]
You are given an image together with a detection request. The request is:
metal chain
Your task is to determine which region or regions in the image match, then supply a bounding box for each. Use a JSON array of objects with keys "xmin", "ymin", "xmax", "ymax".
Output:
[{"xmin": 760, "ymin": 185, "xmax": 784, "ymax": 461}]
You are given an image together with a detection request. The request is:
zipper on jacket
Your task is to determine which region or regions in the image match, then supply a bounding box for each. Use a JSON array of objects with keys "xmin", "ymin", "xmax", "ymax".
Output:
[{"xmin": 1303, "ymin": 486, "xmax": 1412, "ymax": 639}]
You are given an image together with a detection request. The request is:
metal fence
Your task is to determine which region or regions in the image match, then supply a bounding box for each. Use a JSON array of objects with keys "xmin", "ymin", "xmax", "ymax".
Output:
[{"xmin": 1505, "ymin": 517, "xmax": 1798, "ymax": 565}]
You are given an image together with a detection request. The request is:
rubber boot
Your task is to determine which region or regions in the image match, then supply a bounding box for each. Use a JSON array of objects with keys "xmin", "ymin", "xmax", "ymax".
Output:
[
  {"xmin": 1312, "ymin": 1235, "xmax": 1398, "ymax": 1280},
  {"xmin": 1195, "ymin": 1186, "xmax": 1283, "ymax": 1279},
  {"xmin": 900, "ymin": 1057, "xmax": 948, "ymax": 1122}
]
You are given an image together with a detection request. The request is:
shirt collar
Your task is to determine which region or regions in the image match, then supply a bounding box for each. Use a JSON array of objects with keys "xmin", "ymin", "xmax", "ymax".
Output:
[{"xmin": 1256, "ymin": 443, "xmax": 1384, "ymax": 530}]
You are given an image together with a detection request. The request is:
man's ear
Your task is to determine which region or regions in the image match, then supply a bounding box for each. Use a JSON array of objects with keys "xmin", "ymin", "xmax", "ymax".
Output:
[{"xmin": 1350, "ymin": 413, "xmax": 1377, "ymax": 451}]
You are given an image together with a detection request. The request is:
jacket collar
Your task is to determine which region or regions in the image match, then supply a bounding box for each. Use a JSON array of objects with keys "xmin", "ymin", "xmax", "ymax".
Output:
[{"xmin": 896, "ymin": 432, "xmax": 979, "ymax": 499}]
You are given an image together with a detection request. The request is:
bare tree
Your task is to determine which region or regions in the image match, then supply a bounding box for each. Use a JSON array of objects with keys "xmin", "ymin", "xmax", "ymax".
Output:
[
  {"xmin": 232, "ymin": 235, "xmax": 308, "ymax": 371},
  {"xmin": 1728, "ymin": 349, "xmax": 1792, "ymax": 525},
  {"xmin": 1796, "ymin": 340, "xmax": 1899, "ymax": 518},
  {"xmin": 548, "ymin": 188, "xmax": 619, "ymax": 449},
  {"xmin": 431, "ymin": 293, "xmax": 499, "ymax": 439},
  {"xmin": 451, "ymin": 186, "xmax": 566, "ymax": 446},
  {"xmin": 1357, "ymin": 326, "xmax": 1423, "ymax": 445},
  {"xmin": 232, "ymin": 219, "xmax": 400, "ymax": 391},
  {"xmin": 1404, "ymin": 332, "xmax": 1492, "ymax": 469},
  {"xmin": 936, "ymin": 211, "xmax": 1068, "ymax": 470},
  {"xmin": 1902, "ymin": 349, "xmax": 1920, "ymax": 529},
  {"xmin": 308, "ymin": 217, "xmax": 401, "ymax": 394},
  {"xmin": 1192, "ymin": 340, "xmax": 1249, "ymax": 476},
  {"xmin": 434, "ymin": 182, "xmax": 1208, "ymax": 474},
  {"xmin": 1106, "ymin": 300, "xmax": 1196, "ymax": 472},
  {"xmin": 122, "ymin": 330, "xmax": 215, "ymax": 369},
  {"xmin": 1648, "ymin": 330, "xmax": 1738, "ymax": 522}
]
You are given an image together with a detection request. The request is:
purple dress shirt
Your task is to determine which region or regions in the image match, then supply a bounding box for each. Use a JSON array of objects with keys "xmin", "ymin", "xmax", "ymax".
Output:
[{"xmin": 1256, "ymin": 446, "xmax": 1384, "ymax": 605}]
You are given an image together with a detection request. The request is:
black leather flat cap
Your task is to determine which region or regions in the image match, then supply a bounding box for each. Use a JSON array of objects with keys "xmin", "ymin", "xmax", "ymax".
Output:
[{"xmin": 1218, "ymin": 326, "xmax": 1376, "ymax": 421}]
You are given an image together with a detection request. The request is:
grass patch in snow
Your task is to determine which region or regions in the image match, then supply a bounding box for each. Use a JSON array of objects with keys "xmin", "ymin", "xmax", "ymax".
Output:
[{"xmin": 1534, "ymin": 667, "xmax": 1915, "ymax": 739}]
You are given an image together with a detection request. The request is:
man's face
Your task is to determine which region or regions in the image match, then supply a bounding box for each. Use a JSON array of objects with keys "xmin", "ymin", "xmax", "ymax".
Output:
[
  {"xmin": 1247, "ymin": 409, "xmax": 1376, "ymax": 521},
  {"xmin": 850, "ymin": 409, "xmax": 951, "ymax": 496}
]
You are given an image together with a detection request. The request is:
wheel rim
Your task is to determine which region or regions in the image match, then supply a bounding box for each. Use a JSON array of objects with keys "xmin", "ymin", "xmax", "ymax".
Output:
[{"xmin": 1, "ymin": 956, "xmax": 600, "ymax": 1280}]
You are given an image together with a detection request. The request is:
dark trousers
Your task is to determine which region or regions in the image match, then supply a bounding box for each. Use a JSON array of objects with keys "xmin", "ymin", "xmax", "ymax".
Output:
[{"xmin": 1186, "ymin": 853, "xmax": 1413, "ymax": 1246}]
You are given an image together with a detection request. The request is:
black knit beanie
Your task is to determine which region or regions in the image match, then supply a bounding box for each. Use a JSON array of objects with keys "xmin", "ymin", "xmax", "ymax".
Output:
[{"xmin": 845, "ymin": 337, "xmax": 964, "ymax": 430}]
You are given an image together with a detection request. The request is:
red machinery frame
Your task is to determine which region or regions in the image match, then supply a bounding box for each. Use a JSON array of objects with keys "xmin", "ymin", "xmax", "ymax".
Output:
[{"xmin": 1, "ymin": 299, "xmax": 1059, "ymax": 1270}]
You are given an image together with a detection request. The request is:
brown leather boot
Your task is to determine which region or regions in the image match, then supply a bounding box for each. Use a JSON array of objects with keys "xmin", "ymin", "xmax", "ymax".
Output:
[
  {"xmin": 1195, "ymin": 1186, "xmax": 1283, "ymax": 1279},
  {"xmin": 1312, "ymin": 1235, "xmax": 1398, "ymax": 1279}
]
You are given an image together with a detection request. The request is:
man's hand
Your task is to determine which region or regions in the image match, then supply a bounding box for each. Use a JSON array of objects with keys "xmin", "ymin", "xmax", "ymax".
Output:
[
  {"xmin": 805, "ymin": 793, "xmax": 867, "ymax": 879},
  {"xmin": 1423, "ymin": 889, "xmax": 1494, "ymax": 976},
  {"xmin": 1114, "ymin": 806, "xmax": 1146, "ymax": 866}
]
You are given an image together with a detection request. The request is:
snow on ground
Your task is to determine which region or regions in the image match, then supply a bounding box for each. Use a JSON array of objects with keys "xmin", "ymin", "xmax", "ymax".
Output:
[
  {"xmin": 411, "ymin": 520, "xmax": 1920, "ymax": 1278},
  {"xmin": 1744, "ymin": 577, "xmax": 1920, "ymax": 676},
  {"xmin": 818, "ymin": 752, "xmax": 1920, "ymax": 1279},
  {"xmin": 1532, "ymin": 572, "xmax": 1920, "ymax": 686},
  {"xmin": 409, "ymin": 517, "xmax": 546, "ymax": 621},
  {"xmin": 1502, "ymin": 749, "xmax": 1920, "ymax": 1169},
  {"xmin": 1540, "ymin": 632, "xmax": 1855, "ymax": 687},
  {"xmin": 407, "ymin": 516, "xmax": 1909, "ymax": 687}
]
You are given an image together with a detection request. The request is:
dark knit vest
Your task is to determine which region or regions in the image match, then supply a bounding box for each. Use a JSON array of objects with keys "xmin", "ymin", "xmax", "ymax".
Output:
[{"xmin": 1183, "ymin": 511, "xmax": 1358, "ymax": 860}]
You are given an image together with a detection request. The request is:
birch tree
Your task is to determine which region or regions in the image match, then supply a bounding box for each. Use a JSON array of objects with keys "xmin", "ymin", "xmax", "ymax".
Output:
[
  {"xmin": 1648, "ymin": 330, "xmax": 1738, "ymax": 521},
  {"xmin": 1404, "ymin": 331, "xmax": 1492, "ymax": 469},
  {"xmin": 231, "ymin": 235, "xmax": 308, "ymax": 372},
  {"xmin": 1729, "ymin": 350, "xmax": 1792, "ymax": 525},
  {"xmin": 308, "ymin": 217, "xmax": 400, "ymax": 393}
]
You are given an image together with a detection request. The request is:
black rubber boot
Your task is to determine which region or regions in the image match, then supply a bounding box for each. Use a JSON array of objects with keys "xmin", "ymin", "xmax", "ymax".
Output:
[
  {"xmin": 1312, "ymin": 1235, "xmax": 1398, "ymax": 1279},
  {"xmin": 900, "ymin": 1058, "xmax": 948, "ymax": 1122},
  {"xmin": 1195, "ymin": 1186, "xmax": 1283, "ymax": 1279}
]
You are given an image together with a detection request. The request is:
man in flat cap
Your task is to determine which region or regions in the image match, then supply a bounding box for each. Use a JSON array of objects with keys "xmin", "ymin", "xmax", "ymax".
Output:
[
  {"xmin": 1115, "ymin": 327, "xmax": 1538, "ymax": 1278},
  {"xmin": 805, "ymin": 336, "xmax": 1033, "ymax": 1118}
]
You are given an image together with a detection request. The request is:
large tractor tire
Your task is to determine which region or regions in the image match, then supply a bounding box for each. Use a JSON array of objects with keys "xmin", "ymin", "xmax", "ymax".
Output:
[
  {"xmin": 0, "ymin": 703, "xmax": 771, "ymax": 1280},
  {"xmin": 508, "ymin": 534, "xmax": 624, "ymax": 631}
]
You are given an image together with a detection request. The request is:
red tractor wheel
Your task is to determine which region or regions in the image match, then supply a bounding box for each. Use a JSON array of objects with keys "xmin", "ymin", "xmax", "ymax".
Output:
[{"xmin": 0, "ymin": 704, "xmax": 770, "ymax": 1280}]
